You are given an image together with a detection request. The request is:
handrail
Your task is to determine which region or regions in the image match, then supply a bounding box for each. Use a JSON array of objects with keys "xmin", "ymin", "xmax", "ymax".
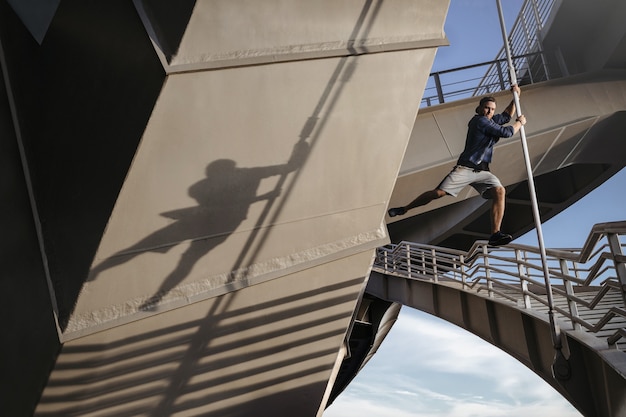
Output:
[
  {"xmin": 374, "ymin": 221, "xmax": 626, "ymax": 348},
  {"xmin": 422, "ymin": 0, "xmax": 563, "ymax": 107},
  {"xmin": 580, "ymin": 221, "xmax": 626, "ymax": 262},
  {"xmin": 477, "ymin": 0, "xmax": 558, "ymax": 93},
  {"xmin": 423, "ymin": 50, "xmax": 567, "ymax": 107}
]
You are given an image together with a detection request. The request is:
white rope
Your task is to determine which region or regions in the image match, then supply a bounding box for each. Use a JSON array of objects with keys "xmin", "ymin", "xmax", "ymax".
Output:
[{"xmin": 494, "ymin": 0, "xmax": 562, "ymax": 351}]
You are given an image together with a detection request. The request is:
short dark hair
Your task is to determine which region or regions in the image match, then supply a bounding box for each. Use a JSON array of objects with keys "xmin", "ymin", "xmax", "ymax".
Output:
[{"xmin": 476, "ymin": 96, "xmax": 496, "ymax": 114}]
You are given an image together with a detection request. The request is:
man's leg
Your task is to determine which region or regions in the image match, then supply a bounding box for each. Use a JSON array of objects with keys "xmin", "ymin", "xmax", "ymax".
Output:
[
  {"xmin": 490, "ymin": 186, "xmax": 506, "ymax": 233},
  {"xmin": 488, "ymin": 186, "xmax": 512, "ymax": 246},
  {"xmin": 388, "ymin": 189, "xmax": 446, "ymax": 217}
]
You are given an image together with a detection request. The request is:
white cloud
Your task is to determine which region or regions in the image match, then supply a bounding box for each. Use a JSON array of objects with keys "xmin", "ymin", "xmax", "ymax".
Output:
[
  {"xmin": 325, "ymin": 395, "xmax": 438, "ymax": 417},
  {"xmin": 379, "ymin": 310, "xmax": 523, "ymax": 378},
  {"xmin": 323, "ymin": 308, "xmax": 581, "ymax": 417}
]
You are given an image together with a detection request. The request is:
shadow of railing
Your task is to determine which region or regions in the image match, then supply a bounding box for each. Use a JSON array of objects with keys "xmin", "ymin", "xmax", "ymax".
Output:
[{"xmin": 36, "ymin": 277, "xmax": 364, "ymax": 416}]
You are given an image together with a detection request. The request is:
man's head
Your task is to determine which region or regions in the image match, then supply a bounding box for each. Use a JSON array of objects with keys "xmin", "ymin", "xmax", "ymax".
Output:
[{"xmin": 476, "ymin": 96, "xmax": 497, "ymax": 119}]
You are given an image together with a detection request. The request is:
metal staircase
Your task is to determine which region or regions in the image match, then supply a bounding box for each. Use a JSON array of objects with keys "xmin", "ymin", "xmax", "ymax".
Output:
[{"xmin": 367, "ymin": 221, "xmax": 626, "ymax": 417}]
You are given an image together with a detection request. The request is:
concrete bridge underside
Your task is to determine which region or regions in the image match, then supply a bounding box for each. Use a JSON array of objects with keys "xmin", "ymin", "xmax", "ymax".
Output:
[
  {"xmin": 386, "ymin": 71, "xmax": 626, "ymax": 251},
  {"xmin": 333, "ymin": 71, "xmax": 626, "ymax": 417},
  {"xmin": 367, "ymin": 271, "xmax": 626, "ymax": 417},
  {"xmin": 2, "ymin": 0, "xmax": 626, "ymax": 416},
  {"xmin": 338, "ymin": 1, "xmax": 626, "ymax": 412}
]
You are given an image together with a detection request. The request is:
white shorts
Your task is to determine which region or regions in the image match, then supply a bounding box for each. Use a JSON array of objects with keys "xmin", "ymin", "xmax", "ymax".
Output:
[{"xmin": 438, "ymin": 165, "xmax": 503, "ymax": 198}]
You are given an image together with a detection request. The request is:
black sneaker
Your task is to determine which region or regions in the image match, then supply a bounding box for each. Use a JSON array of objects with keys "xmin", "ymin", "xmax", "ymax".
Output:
[
  {"xmin": 488, "ymin": 231, "xmax": 512, "ymax": 246},
  {"xmin": 388, "ymin": 207, "xmax": 406, "ymax": 217}
]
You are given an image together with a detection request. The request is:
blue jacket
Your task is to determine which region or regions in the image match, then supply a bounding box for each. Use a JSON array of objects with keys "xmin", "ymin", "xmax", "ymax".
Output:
[{"xmin": 457, "ymin": 112, "xmax": 514, "ymax": 170}]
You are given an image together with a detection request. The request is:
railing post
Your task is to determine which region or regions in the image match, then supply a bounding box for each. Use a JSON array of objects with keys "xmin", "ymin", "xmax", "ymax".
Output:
[
  {"xmin": 531, "ymin": 0, "xmax": 542, "ymax": 32},
  {"xmin": 607, "ymin": 233, "xmax": 626, "ymax": 307},
  {"xmin": 520, "ymin": 14, "xmax": 535, "ymax": 85},
  {"xmin": 432, "ymin": 248, "xmax": 438, "ymax": 283},
  {"xmin": 406, "ymin": 243, "xmax": 412, "ymax": 278},
  {"xmin": 561, "ymin": 259, "xmax": 582, "ymax": 330},
  {"xmin": 496, "ymin": 61, "xmax": 505, "ymax": 91},
  {"xmin": 516, "ymin": 249, "xmax": 532, "ymax": 308},
  {"xmin": 383, "ymin": 249, "xmax": 388, "ymax": 273},
  {"xmin": 460, "ymin": 255, "xmax": 467, "ymax": 289},
  {"xmin": 483, "ymin": 245, "xmax": 493, "ymax": 298},
  {"xmin": 432, "ymin": 248, "xmax": 439, "ymax": 282},
  {"xmin": 433, "ymin": 73, "xmax": 444, "ymax": 104},
  {"xmin": 531, "ymin": 0, "xmax": 550, "ymax": 80}
]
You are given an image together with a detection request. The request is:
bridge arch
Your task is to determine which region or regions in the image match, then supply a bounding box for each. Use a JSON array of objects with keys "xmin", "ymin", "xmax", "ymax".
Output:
[{"xmin": 365, "ymin": 225, "xmax": 626, "ymax": 417}]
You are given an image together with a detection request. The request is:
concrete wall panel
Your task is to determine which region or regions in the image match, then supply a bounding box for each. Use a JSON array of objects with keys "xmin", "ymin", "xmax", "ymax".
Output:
[
  {"xmin": 137, "ymin": 0, "xmax": 449, "ymax": 70},
  {"xmin": 68, "ymin": 48, "xmax": 438, "ymax": 336},
  {"xmin": 37, "ymin": 251, "xmax": 371, "ymax": 417}
]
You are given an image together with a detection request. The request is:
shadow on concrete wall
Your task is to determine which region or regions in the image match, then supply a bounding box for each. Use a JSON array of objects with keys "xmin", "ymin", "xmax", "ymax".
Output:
[
  {"xmin": 89, "ymin": 142, "xmax": 309, "ymax": 309},
  {"xmin": 37, "ymin": 277, "xmax": 363, "ymax": 417},
  {"xmin": 87, "ymin": 0, "xmax": 387, "ymax": 310}
]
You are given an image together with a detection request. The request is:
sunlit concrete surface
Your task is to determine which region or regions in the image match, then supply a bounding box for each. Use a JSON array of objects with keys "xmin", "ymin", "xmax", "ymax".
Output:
[{"xmin": 0, "ymin": 1, "xmax": 448, "ymax": 416}]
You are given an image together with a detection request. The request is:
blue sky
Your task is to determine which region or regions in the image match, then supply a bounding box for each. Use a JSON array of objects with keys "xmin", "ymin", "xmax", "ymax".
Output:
[{"xmin": 325, "ymin": 1, "xmax": 626, "ymax": 416}]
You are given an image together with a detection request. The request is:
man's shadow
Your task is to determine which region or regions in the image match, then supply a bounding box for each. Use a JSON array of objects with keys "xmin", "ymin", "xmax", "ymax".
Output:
[{"xmin": 88, "ymin": 141, "xmax": 309, "ymax": 310}]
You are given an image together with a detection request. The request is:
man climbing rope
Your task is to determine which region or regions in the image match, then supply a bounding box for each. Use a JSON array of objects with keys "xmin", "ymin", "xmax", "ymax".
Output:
[{"xmin": 388, "ymin": 84, "xmax": 526, "ymax": 246}]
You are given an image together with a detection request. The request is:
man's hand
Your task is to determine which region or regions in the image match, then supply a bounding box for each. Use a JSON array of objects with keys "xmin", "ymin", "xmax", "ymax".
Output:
[{"xmin": 511, "ymin": 84, "xmax": 521, "ymax": 96}]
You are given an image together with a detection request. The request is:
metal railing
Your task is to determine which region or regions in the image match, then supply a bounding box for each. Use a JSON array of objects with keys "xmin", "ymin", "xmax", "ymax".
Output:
[
  {"xmin": 373, "ymin": 221, "xmax": 626, "ymax": 348},
  {"xmin": 476, "ymin": 0, "xmax": 559, "ymax": 95},
  {"xmin": 422, "ymin": 0, "xmax": 565, "ymax": 107}
]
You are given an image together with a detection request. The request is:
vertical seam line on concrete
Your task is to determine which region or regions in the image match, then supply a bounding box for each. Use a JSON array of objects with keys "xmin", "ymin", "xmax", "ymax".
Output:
[
  {"xmin": 460, "ymin": 291, "xmax": 470, "ymax": 329},
  {"xmin": 0, "ymin": 36, "xmax": 63, "ymax": 340},
  {"xmin": 558, "ymin": 116, "xmax": 600, "ymax": 171},
  {"xmin": 521, "ymin": 313, "xmax": 543, "ymax": 371},
  {"xmin": 432, "ymin": 112, "xmax": 455, "ymax": 158},
  {"xmin": 531, "ymin": 125, "xmax": 565, "ymax": 174},
  {"xmin": 432, "ymin": 284, "xmax": 440, "ymax": 316},
  {"xmin": 486, "ymin": 300, "xmax": 500, "ymax": 345},
  {"xmin": 406, "ymin": 278, "xmax": 413, "ymax": 306}
]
